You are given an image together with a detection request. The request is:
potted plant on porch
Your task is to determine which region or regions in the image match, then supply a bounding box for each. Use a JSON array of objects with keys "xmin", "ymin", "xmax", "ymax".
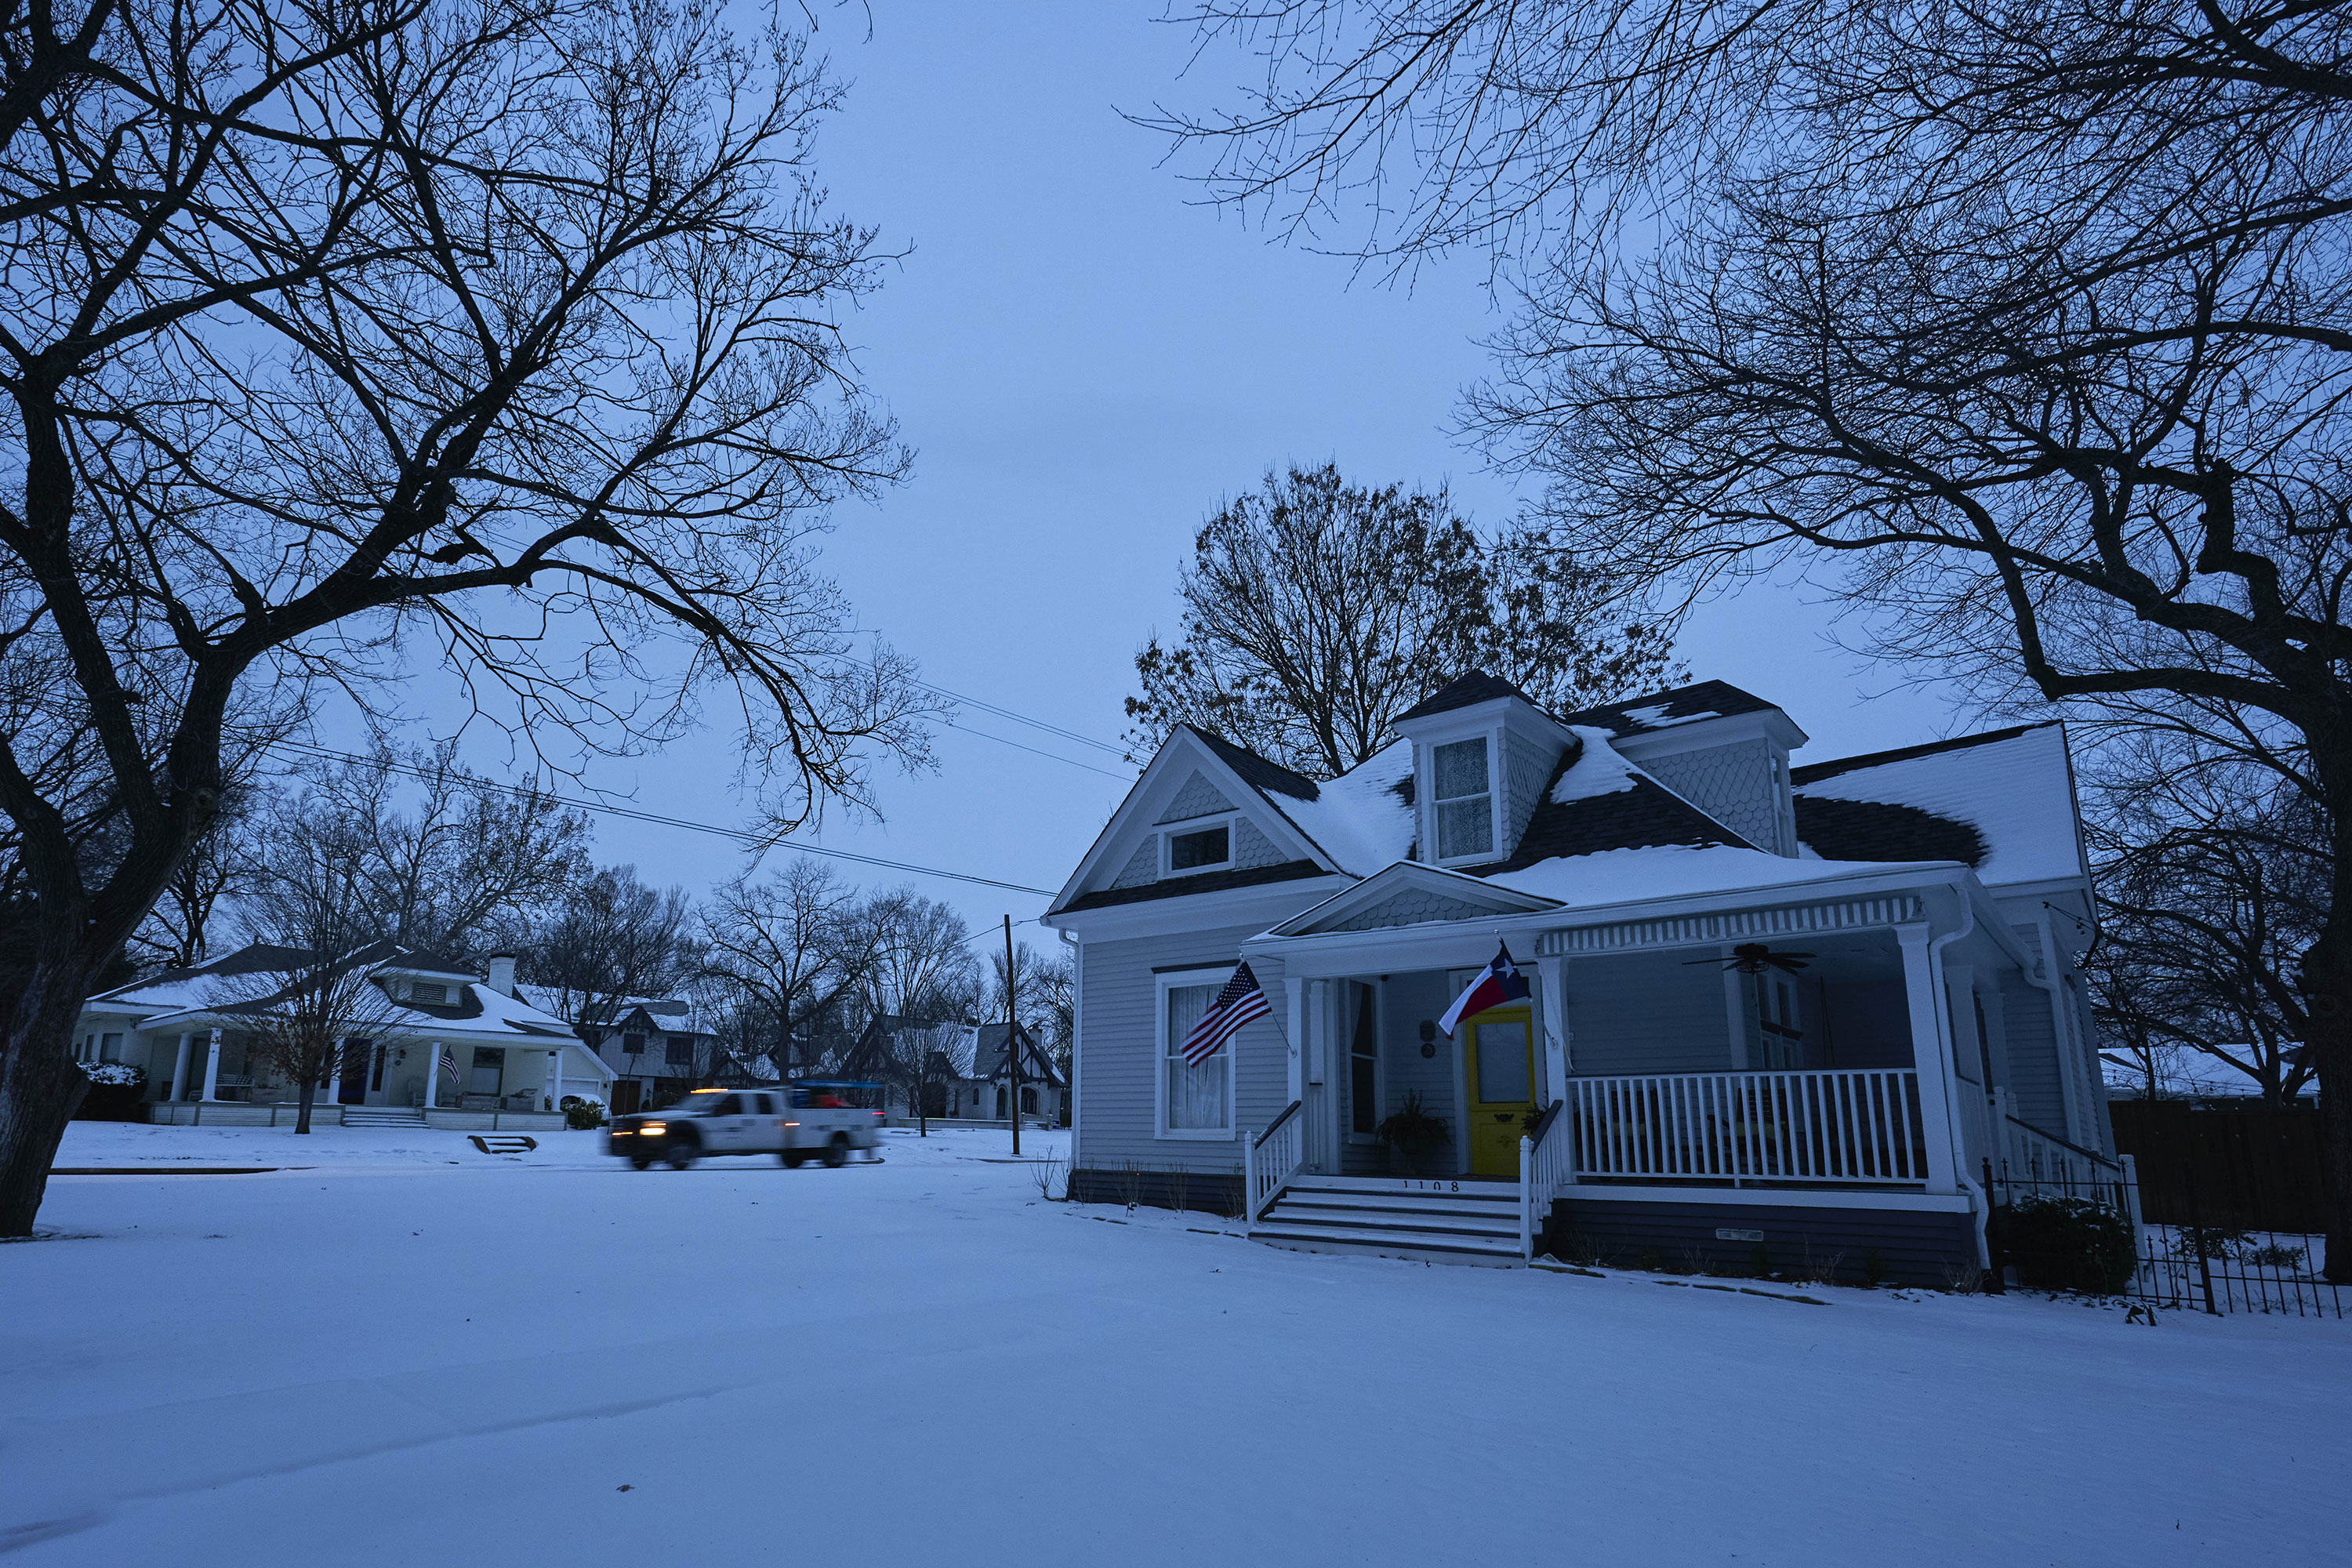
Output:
[{"xmin": 1374, "ymin": 1091, "xmax": 1452, "ymax": 1176}]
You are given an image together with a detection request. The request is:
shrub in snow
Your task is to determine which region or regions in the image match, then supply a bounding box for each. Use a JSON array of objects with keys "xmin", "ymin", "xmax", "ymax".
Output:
[
  {"xmin": 2005, "ymin": 1196, "xmax": 2137, "ymax": 1295},
  {"xmin": 75, "ymin": 1062, "xmax": 148, "ymax": 1122},
  {"xmin": 561, "ymin": 1096, "xmax": 607, "ymax": 1130}
]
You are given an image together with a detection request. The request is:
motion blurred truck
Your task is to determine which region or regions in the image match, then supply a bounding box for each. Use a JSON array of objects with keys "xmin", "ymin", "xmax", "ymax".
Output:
[{"xmin": 605, "ymin": 1082, "xmax": 884, "ymax": 1170}]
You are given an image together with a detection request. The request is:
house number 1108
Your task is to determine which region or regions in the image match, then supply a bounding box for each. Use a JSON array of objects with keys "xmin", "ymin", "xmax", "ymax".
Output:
[{"xmin": 1399, "ymin": 1179, "xmax": 1461, "ymax": 1192}]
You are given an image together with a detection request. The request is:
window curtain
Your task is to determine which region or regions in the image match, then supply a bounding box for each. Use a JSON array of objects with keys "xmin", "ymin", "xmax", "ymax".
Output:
[{"xmin": 1165, "ymin": 984, "xmax": 1229, "ymax": 1131}]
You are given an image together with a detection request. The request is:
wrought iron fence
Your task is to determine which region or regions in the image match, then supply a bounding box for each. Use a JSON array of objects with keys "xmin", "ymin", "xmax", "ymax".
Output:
[{"xmin": 1985, "ymin": 1162, "xmax": 2341, "ymax": 1320}]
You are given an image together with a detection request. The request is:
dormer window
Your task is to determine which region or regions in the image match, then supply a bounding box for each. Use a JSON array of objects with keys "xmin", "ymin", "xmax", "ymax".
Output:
[
  {"xmin": 409, "ymin": 981, "xmax": 448, "ymax": 1004},
  {"xmin": 1163, "ymin": 821, "xmax": 1233, "ymax": 875},
  {"xmin": 1432, "ymin": 739, "xmax": 1495, "ymax": 860}
]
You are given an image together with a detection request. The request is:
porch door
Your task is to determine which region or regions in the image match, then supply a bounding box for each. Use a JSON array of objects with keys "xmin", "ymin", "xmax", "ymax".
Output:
[
  {"xmin": 336, "ymin": 1038, "xmax": 370, "ymax": 1105},
  {"xmin": 1464, "ymin": 1008, "xmax": 1534, "ymax": 1178}
]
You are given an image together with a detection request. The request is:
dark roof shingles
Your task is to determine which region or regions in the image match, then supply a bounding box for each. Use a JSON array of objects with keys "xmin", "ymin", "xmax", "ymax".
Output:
[
  {"xmin": 1475, "ymin": 743, "xmax": 1757, "ymax": 875},
  {"xmin": 1793, "ymin": 797, "xmax": 1984, "ymax": 868},
  {"xmin": 1553, "ymin": 680, "xmax": 1780, "ymax": 737},
  {"xmin": 1182, "ymin": 726, "xmax": 1320, "ymax": 802},
  {"xmin": 1393, "ymin": 670, "xmax": 1533, "ymax": 724},
  {"xmin": 1788, "ymin": 722, "xmax": 2053, "ymax": 787},
  {"xmin": 1052, "ymin": 858, "xmax": 1332, "ymax": 914}
]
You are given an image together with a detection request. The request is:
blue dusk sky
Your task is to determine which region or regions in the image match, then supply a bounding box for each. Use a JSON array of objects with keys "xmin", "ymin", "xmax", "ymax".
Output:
[{"xmin": 390, "ymin": 3, "xmax": 1974, "ymax": 941}]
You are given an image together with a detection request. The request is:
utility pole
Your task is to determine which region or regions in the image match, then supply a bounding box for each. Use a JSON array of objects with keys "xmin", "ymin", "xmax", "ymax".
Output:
[{"xmin": 1004, "ymin": 913, "xmax": 1021, "ymax": 1159}]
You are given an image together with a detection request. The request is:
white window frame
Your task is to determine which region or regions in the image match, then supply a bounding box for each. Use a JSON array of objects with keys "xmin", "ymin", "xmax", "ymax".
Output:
[
  {"xmin": 1154, "ymin": 964, "xmax": 1240, "ymax": 1141},
  {"xmin": 1158, "ymin": 811, "xmax": 1239, "ymax": 878},
  {"xmin": 1420, "ymin": 728, "xmax": 1505, "ymax": 867}
]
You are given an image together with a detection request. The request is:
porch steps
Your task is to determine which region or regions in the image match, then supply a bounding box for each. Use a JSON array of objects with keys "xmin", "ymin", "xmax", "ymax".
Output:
[
  {"xmin": 341, "ymin": 1109, "xmax": 427, "ymax": 1128},
  {"xmin": 1250, "ymin": 1176, "xmax": 1525, "ymax": 1266}
]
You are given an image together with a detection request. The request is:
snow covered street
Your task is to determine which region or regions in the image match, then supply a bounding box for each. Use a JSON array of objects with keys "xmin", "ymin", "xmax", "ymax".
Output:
[{"xmin": 6, "ymin": 1123, "xmax": 2347, "ymax": 1566}]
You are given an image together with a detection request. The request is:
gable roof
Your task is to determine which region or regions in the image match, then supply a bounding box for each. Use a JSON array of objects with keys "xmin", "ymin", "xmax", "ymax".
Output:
[
  {"xmin": 1553, "ymin": 680, "xmax": 1782, "ymax": 738},
  {"xmin": 84, "ymin": 942, "xmax": 582, "ymax": 1043},
  {"xmin": 1791, "ymin": 722, "xmax": 2084, "ymax": 887},
  {"xmin": 1393, "ymin": 670, "xmax": 1536, "ymax": 724},
  {"xmin": 1181, "ymin": 725, "xmax": 1319, "ymax": 802}
]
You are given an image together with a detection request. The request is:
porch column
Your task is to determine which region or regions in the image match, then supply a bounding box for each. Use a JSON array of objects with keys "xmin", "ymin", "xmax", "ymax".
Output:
[
  {"xmin": 1896, "ymin": 925, "xmax": 1960, "ymax": 1194},
  {"xmin": 420, "ymin": 1040, "xmax": 440, "ymax": 1110},
  {"xmin": 549, "ymin": 1049, "xmax": 564, "ymax": 1112},
  {"xmin": 1535, "ymin": 954, "xmax": 1570, "ymax": 1107},
  {"xmin": 1305, "ymin": 979, "xmax": 1331, "ymax": 1173},
  {"xmin": 166, "ymin": 1032, "xmax": 192, "ymax": 1103},
  {"xmin": 198, "ymin": 1028, "xmax": 223, "ymax": 1101},
  {"xmin": 1283, "ymin": 976, "xmax": 1305, "ymax": 1108}
]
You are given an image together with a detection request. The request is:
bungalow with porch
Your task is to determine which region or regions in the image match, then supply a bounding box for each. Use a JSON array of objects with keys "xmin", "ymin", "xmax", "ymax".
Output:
[
  {"xmin": 75, "ymin": 945, "xmax": 613, "ymax": 1130},
  {"xmin": 1040, "ymin": 673, "xmax": 2125, "ymax": 1283}
]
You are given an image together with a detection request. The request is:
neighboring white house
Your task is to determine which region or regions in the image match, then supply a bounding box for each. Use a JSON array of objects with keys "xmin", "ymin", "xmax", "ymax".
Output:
[
  {"xmin": 1043, "ymin": 672, "xmax": 2125, "ymax": 1282},
  {"xmin": 75, "ymin": 945, "xmax": 613, "ymax": 1129},
  {"xmin": 518, "ymin": 989, "xmax": 726, "ymax": 1115},
  {"xmin": 843, "ymin": 1015, "xmax": 1065, "ymax": 1125}
]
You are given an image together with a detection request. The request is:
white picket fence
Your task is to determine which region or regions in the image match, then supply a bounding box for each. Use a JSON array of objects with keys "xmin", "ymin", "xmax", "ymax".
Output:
[
  {"xmin": 1563, "ymin": 1068, "xmax": 1929, "ymax": 1185},
  {"xmin": 1245, "ymin": 1100, "xmax": 1305, "ymax": 1222}
]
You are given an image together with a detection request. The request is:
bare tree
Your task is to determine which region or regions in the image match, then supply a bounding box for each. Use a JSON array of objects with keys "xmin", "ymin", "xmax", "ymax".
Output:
[
  {"xmin": 1153, "ymin": 1, "xmax": 2352, "ymax": 1274},
  {"xmin": 700, "ymin": 858, "xmax": 877, "ymax": 1077},
  {"xmin": 1124, "ymin": 464, "xmax": 1681, "ymax": 776},
  {"xmin": 221, "ymin": 946, "xmax": 418, "ymax": 1135},
  {"xmin": 241, "ymin": 742, "xmax": 591, "ymax": 963},
  {"xmin": 0, "ymin": 0, "xmax": 936, "ymax": 1233},
  {"xmin": 527, "ymin": 866, "xmax": 700, "ymax": 1040}
]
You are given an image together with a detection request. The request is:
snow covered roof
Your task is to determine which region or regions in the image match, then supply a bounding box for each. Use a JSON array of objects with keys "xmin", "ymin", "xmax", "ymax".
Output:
[
  {"xmin": 1554, "ymin": 680, "xmax": 1784, "ymax": 738},
  {"xmin": 1791, "ymin": 723, "xmax": 2085, "ymax": 889},
  {"xmin": 1479, "ymin": 726, "xmax": 1756, "ymax": 872},
  {"xmin": 84, "ymin": 943, "xmax": 583, "ymax": 1044},
  {"xmin": 1270, "ymin": 736, "xmax": 1417, "ymax": 877}
]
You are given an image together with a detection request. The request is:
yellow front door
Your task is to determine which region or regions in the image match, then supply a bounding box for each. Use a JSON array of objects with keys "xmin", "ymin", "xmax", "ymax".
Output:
[{"xmin": 1464, "ymin": 1007, "xmax": 1534, "ymax": 1178}]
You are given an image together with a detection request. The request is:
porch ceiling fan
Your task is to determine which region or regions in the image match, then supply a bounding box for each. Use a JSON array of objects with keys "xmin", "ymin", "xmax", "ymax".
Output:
[{"xmin": 1685, "ymin": 942, "xmax": 1813, "ymax": 975}]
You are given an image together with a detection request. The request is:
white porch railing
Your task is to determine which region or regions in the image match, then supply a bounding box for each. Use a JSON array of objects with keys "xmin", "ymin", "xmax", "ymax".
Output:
[
  {"xmin": 1563, "ymin": 1068, "xmax": 1929, "ymax": 1185},
  {"xmin": 1518, "ymin": 1101, "xmax": 1577, "ymax": 1258},
  {"xmin": 1245, "ymin": 1101, "xmax": 1304, "ymax": 1223},
  {"xmin": 1996, "ymin": 1100, "xmax": 2141, "ymax": 1228}
]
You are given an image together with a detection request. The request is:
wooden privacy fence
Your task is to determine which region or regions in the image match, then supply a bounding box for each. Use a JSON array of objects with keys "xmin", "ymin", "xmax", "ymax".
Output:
[{"xmin": 2108, "ymin": 1101, "xmax": 2330, "ymax": 1232}]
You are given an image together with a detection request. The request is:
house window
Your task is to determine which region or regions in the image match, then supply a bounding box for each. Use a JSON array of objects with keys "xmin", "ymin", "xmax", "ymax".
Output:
[
  {"xmin": 470, "ymin": 1048, "xmax": 504, "ymax": 1095},
  {"xmin": 409, "ymin": 981, "xmax": 448, "ymax": 1004},
  {"xmin": 1432, "ymin": 739, "xmax": 1494, "ymax": 860},
  {"xmin": 665, "ymin": 1034, "xmax": 695, "ymax": 1068},
  {"xmin": 1348, "ymin": 982, "xmax": 1380, "ymax": 1138},
  {"xmin": 622, "ymin": 1032, "xmax": 645, "ymax": 1056},
  {"xmin": 99, "ymin": 1033, "xmax": 123, "ymax": 1063},
  {"xmin": 1159, "ymin": 977, "xmax": 1234, "ymax": 1137},
  {"xmin": 1165, "ymin": 823, "xmax": 1231, "ymax": 873}
]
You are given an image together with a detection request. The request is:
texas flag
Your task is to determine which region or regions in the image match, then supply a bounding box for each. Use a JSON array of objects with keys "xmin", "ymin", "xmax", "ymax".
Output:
[{"xmin": 1439, "ymin": 942, "xmax": 1531, "ymax": 1036}]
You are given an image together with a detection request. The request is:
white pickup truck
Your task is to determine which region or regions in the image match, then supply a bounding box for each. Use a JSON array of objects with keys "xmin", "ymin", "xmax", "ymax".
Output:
[{"xmin": 605, "ymin": 1083, "xmax": 885, "ymax": 1170}]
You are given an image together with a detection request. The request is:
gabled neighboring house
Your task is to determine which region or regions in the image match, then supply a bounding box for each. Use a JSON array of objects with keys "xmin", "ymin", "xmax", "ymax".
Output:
[
  {"xmin": 841, "ymin": 1015, "xmax": 1066, "ymax": 1124},
  {"xmin": 1042, "ymin": 672, "xmax": 2123, "ymax": 1282},
  {"xmin": 75, "ymin": 946, "xmax": 614, "ymax": 1129},
  {"xmin": 519, "ymin": 989, "xmax": 724, "ymax": 1115}
]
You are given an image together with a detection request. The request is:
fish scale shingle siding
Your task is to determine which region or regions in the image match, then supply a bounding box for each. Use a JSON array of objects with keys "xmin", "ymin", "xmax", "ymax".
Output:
[
  {"xmin": 1157, "ymin": 771, "xmax": 1236, "ymax": 822},
  {"xmin": 1109, "ymin": 837, "xmax": 1160, "ymax": 888},
  {"xmin": 1325, "ymin": 887, "xmax": 1497, "ymax": 932},
  {"xmin": 1231, "ymin": 817, "xmax": 1284, "ymax": 869},
  {"xmin": 1639, "ymin": 740, "xmax": 1781, "ymax": 854}
]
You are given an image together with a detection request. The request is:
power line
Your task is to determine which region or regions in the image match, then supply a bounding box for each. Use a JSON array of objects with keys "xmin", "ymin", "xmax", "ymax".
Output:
[
  {"xmin": 270, "ymin": 741, "xmax": 1059, "ymax": 898},
  {"xmin": 841, "ymin": 650, "xmax": 1128, "ymax": 759},
  {"xmin": 936, "ymin": 714, "xmax": 1134, "ymax": 779}
]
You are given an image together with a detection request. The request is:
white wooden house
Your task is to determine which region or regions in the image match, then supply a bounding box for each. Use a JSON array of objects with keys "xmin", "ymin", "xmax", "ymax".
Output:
[
  {"xmin": 75, "ymin": 945, "xmax": 612, "ymax": 1130},
  {"xmin": 1041, "ymin": 673, "xmax": 2125, "ymax": 1282}
]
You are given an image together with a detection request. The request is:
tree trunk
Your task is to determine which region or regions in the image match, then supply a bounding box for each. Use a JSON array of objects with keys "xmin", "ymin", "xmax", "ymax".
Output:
[
  {"xmin": 2304, "ymin": 923, "xmax": 2352, "ymax": 1284},
  {"xmin": 295, "ymin": 1076, "xmax": 316, "ymax": 1135},
  {"xmin": 0, "ymin": 998, "xmax": 93, "ymax": 1237}
]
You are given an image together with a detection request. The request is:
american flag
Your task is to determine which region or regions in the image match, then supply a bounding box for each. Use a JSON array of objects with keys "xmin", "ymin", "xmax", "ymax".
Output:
[
  {"xmin": 439, "ymin": 1047, "xmax": 460, "ymax": 1092},
  {"xmin": 1181, "ymin": 962, "xmax": 1270, "ymax": 1065}
]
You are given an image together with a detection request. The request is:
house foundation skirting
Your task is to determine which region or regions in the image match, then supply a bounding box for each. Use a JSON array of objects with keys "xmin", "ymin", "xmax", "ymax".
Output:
[
  {"xmin": 1540, "ymin": 1196, "xmax": 1980, "ymax": 1290},
  {"xmin": 1069, "ymin": 1164, "xmax": 1243, "ymax": 1217}
]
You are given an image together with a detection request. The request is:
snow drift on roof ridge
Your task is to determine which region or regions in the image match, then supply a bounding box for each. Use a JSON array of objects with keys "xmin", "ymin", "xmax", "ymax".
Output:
[{"xmin": 1276, "ymin": 735, "xmax": 1416, "ymax": 876}]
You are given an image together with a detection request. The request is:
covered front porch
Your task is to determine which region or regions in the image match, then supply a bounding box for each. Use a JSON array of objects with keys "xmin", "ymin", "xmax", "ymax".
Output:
[
  {"xmin": 136, "ymin": 1026, "xmax": 605, "ymax": 1127},
  {"xmin": 1236, "ymin": 875, "xmax": 2122, "ymax": 1280}
]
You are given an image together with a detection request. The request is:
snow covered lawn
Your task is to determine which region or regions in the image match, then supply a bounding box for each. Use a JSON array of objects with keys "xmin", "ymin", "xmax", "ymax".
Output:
[{"xmin": 6, "ymin": 1123, "xmax": 2347, "ymax": 1566}]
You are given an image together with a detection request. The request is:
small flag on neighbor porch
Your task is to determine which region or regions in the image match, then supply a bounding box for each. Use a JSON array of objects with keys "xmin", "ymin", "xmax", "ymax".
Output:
[
  {"xmin": 1181, "ymin": 961, "xmax": 1271, "ymax": 1065},
  {"xmin": 438, "ymin": 1047, "xmax": 460, "ymax": 1087},
  {"xmin": 1439, "ymin": 942, "xmax": 1530, "ymax": 1036}
]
